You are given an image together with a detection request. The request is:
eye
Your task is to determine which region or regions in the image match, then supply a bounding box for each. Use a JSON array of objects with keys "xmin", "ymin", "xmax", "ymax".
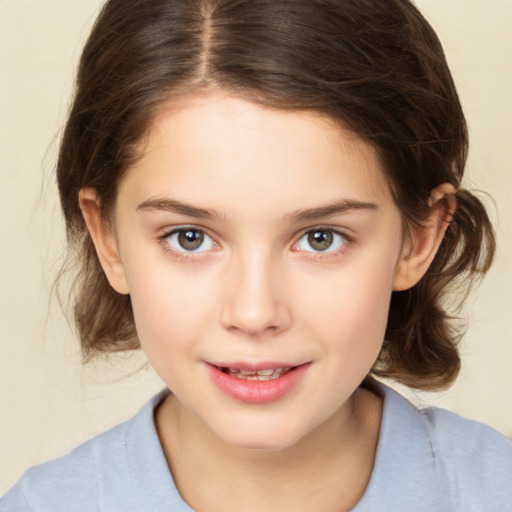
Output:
[
  {"xmin": 295, "ymin": 228, "xmax": 347, "ymax": 253},
  {"xmin": 164, "ymin": 228, "xmax": 216, "ymax": 253}
]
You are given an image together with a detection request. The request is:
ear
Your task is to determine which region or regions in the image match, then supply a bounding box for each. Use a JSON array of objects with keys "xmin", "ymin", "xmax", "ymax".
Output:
[
  {"xmin": 78, "ymin": 188, "xmax": 130, "ymax": 295},
  {"xmin": 393, "ymin": 183, "xmax": 456, "ymax": 291}
]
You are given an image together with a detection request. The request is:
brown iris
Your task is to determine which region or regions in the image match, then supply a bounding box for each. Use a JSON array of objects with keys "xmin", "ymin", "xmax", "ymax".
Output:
[
  {"xmin": 178, "ymin": 229, "xmax": 204, "ymax": 250},
  {"xmin": 308, "ymin": 230, "xmax": 333, "ymax": 251}
]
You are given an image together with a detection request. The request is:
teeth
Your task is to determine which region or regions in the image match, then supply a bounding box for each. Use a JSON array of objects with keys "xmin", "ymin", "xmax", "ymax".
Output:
[
  {"xmin": 224, "ymin": 367, "xmax": 292, "ymax": 381},
  {"xmin": 240, "ymin": 369, "xmax": 274, "ymax": 376}
]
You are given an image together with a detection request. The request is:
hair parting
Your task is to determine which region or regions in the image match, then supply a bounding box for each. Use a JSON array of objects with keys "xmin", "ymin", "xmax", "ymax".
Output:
[{"xmin": 56, "ymin": 0, "xmax": 496, "ymax": 389}]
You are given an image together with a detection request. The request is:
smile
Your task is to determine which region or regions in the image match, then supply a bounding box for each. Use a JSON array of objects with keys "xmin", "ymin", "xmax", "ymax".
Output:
[
  {"xmin": 221, "ymin": 367, "xmax": 293, "ymax": 381},
  {"xmin": 208, "ymin": 363, "xmax": 310, "ymax": 404}
]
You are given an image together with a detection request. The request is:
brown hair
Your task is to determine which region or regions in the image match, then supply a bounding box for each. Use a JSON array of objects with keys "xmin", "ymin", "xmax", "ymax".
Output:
[{"xmin": 57, "ymin": 0, "xmax": 495, "ymax": 390}]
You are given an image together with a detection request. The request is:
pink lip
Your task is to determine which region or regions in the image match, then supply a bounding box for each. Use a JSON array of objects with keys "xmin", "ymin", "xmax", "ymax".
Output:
[{"xmin": 207, "ymin": 362, "xmax": 310, "ymax": 404}]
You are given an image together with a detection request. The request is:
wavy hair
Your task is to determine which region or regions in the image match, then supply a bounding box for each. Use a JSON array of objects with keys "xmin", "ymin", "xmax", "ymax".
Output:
[{"xmin": 57, "ymin": 0, "xmax": 495, "ymax": 390}]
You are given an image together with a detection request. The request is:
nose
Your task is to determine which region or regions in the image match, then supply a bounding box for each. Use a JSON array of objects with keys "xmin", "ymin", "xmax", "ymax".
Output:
[{"xmin": 220, "ymin": 249, "xmax": 292, "ymax": 337}]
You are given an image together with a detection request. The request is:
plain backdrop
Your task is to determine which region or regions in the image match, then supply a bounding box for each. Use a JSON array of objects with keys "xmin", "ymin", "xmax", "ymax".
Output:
[{"xmin": 1, "ymin": 0, "xmax": 511, "ymax": 493}]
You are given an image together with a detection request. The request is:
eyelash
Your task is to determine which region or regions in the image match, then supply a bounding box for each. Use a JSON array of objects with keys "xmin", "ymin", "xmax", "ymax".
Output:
[
  {"xmin": 292, "ymin": 226, "xmax": 353, "ymax": 261},
  {"xmin": 158, "ymin": 225, "xmax": 353, "ymax": 262},
  {"xmin": 158, "ymin": 226, "xmax": 218, "ymax": 261}
]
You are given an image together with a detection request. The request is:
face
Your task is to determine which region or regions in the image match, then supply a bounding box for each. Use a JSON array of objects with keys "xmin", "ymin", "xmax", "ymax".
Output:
[{"xmin": 106, "ymin": 93, "xmax": 406, "ymax": 450}]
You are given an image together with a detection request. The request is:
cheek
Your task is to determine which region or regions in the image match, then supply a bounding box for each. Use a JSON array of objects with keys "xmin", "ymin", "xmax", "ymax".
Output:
[
  {"xmin": 319, "ymin": 280, "xmax": 392, "ymax": 387},
  {"xmin": 301, "ymin": 252, "xmax": 397, "ymax": 352},
  {"xmin": 123, "ymin": 258, "xmax": 217, "ymax": 355},
  {"xmin": 126, "ymin": 274, "xmax": 216, "ymax": 389}
]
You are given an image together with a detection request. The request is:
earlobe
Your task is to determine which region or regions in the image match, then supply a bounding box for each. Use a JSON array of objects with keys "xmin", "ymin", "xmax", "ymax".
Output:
[
  {"xmin": 78, "ymin": 188, "xmax": 130, "ymax": 295},
  {"xmin": 393, "ymin": 183, "xmax": 456, "ymax": 291}
]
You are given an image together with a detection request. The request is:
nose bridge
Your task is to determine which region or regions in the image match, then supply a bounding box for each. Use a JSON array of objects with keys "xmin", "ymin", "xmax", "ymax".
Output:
[{"xmin": 220, "ymin": 245, "xmax": 290, "ymax": 336}]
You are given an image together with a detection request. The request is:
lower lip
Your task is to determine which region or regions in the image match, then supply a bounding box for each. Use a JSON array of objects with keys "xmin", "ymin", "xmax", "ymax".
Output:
[{"xmin": 207, "ymin": 363, "xmax": 310, "ymax": 404}]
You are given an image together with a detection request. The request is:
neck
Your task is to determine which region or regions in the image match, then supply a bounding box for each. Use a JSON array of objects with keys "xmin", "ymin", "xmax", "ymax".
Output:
[{"xmin": 155, "ymin": 387, "xmax": 382, "ymax": 512}]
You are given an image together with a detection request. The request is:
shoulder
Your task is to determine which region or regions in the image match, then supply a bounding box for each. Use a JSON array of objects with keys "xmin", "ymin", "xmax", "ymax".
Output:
[
  {"xmin": 421, "ymin": 404, "xmax": 512, "ymax": 509},
  {"xmin": 0, "ymin": 418, "xmax": 132, "ymax": 512},
  {"xmin": 0, "ymin": 391, "xmax": 172, "ymax": 512},
  {"xmin": 374, "ymin": 382, "xmax": 512, "ymax": 510}
]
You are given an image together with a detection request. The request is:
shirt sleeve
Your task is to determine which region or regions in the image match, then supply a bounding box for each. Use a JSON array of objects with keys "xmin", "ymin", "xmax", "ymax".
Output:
[
  {"xmin": 0, "ymin": 443, "xmax": 99, "ymax": 512},
  {"xmin": 0, "ymin": 484, "xmax": 33, "ymax": 512},
  {"xmin": 425, "ymin": 406, "xmax": 512, "ymax": 511}
]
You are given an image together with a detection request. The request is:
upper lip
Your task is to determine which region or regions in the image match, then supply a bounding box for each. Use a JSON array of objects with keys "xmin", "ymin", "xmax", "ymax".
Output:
[{"xmin": 207, "ymin": 361, "xmax": 308, "ymax": 371}]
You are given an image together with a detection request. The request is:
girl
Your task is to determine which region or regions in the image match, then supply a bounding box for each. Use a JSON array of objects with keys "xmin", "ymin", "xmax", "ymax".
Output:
[{"xmin": 2, "ymin": 0, "xmax": 511, "ymax": 510}]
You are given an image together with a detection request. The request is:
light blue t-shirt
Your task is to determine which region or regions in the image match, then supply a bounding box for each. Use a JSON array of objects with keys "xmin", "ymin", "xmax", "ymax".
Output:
[{"xmin": 2, "ymin": 383, "xmax": 511, "ymax": 511}]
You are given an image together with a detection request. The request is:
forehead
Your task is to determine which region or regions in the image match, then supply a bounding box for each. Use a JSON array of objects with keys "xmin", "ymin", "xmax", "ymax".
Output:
[{"xmin": 121, "ymin": 92, "xmax": 393, "ymax": 210}]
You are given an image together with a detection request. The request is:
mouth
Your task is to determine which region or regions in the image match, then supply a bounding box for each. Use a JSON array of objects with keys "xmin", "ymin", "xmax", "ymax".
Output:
[
  {"xmin": 216, "ymin": 366, "xmax": 295, "ymax": 381},
  {"xmin": 208, "ymin": 362, "xmax": 310, "ymax": 404}
]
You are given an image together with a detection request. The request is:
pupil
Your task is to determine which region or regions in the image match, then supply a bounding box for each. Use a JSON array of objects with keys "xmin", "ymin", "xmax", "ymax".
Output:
[
  {"xmin": 178, "ymin": 230, "xmax": 204, "ymax": 250},
  {"xmin": 308, "ymin": 230, "xmax": 332, "ymax": 251}
]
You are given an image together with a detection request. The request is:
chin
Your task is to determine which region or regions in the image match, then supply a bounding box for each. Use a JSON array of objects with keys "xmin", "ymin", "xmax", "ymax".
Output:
[{"xmin": 210, "ymin": 415, "xmax": 313, "ymax": 453}]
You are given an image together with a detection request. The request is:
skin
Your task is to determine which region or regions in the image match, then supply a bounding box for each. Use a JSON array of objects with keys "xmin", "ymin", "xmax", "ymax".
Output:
[{"xmin": 80, "ymin": 92, "xmax": 454, "ymax": 511}]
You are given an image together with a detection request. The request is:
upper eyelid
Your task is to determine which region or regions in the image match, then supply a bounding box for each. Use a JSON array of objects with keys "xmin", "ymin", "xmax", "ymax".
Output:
[
  {"xmin": 296, "ymin": 225, "xmax": 352, "ymax": 240},
  {"xmin": 158, "ymin": 226, "xmax": 220, "ymax": 252},
  {"xmin": 159, "ymin": 227, "xmax": 218, "ymax": 256},
  {"xmin": 293, "ymin": 227, "xmax": 353, "ymax": 258},
  {"xmin": 157, "ymin": 225, "xmax": 352, "ymax": 246},
  {"xmin": 159, "ymin": 225, "xmax": 214, "ymax": 240}
]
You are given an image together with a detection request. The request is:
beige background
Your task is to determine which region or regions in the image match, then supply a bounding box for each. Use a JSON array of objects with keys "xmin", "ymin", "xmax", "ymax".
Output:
[{"xmin": 1, "ymin": 0, "xmax": 511, "ymax": 494}]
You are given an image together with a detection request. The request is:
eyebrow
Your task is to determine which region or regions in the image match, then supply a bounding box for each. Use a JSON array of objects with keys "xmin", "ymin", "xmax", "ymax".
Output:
[
  {"xmin": 289, "ymin": 199, "xmax": 378, "ymax": 221},
  {"xmin": 137, "ymin": 198, "xmax": 222, "ymax": 220},
  {"xmin": 137, "ymin": 197, "xmax": 378, "ymax": 221}
]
